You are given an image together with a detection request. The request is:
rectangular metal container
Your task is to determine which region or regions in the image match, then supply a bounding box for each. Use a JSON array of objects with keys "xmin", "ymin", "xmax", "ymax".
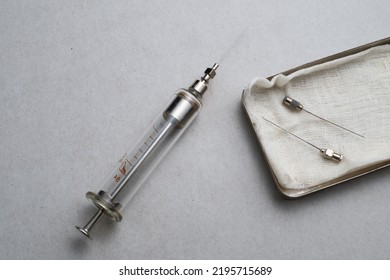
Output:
[{"xmin": 241, "ymin": 37, "xmax": 390, "ymax": 198}]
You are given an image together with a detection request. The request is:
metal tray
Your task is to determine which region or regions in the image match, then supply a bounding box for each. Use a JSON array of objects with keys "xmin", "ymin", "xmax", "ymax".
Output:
[{"xmin": 241, "ymin": 37, "xmax": 390, "ymax": 198}]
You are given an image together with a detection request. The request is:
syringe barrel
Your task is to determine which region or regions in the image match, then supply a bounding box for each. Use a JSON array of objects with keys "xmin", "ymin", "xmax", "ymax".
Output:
[{"xmin": 87, "ymin": 89, "xmax": 202, "ymax": 221}]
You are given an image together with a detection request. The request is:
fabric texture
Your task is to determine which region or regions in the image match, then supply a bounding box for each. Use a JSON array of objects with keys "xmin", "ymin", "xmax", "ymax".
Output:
[{"xmin": 243, "ymin": 45, "xmax": 390, "ymax": 191}]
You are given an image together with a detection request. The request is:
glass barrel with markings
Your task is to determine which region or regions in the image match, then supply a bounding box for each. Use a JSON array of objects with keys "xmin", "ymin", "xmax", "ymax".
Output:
[{"xmin": 76, "ymin": 63, "xmax": 219, "ymax": 239}]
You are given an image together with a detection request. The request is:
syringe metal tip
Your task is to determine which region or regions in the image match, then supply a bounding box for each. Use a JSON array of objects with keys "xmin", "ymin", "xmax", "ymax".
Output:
[
  {"xmin": 205, "ymin": 63, "xmax": 219, "ymax": 78},
  {"xmin": 203, "ymin": 63, "xmax": 219, "ymax": 82},
  {"xmin": 189, "ymin": 63, "xmax": 219, "ymax": 97},
  {"xmin": 76, "ymin": 209, "xmax": 104, "ymax": 239}
]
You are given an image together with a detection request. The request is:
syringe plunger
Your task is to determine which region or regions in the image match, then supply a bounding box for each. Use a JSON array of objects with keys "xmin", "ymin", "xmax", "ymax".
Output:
[{"xmin": 76, "ymin": 64, "xmax": 218, "ymax": 238}]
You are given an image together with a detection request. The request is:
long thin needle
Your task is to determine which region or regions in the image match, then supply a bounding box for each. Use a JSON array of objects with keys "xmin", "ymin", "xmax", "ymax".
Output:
[
  {"xmin": 302, "ymin": 109, "xmax": 365, "ymax": 138},
  {"xmin": 263, "ymin": 117, "xmax": 321, "ymax": 151},
  {"xmin": 283, "ymin": 96, "xmax": 364, "ymax": 138},
  {"xmin": 217, "ymin": 19, "xmax": 253, "ymax": 65}
]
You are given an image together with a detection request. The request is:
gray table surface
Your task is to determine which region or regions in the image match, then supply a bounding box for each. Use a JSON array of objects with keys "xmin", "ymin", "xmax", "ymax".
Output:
[{"xmin": 1, "ymin": 0, "xmax": 389, "ymax": 259}]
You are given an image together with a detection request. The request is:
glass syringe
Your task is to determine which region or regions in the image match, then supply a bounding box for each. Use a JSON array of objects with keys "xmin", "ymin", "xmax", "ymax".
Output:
[{"xmin": 76, "ymin": 63, "xmax": 219, "ymax": 239}]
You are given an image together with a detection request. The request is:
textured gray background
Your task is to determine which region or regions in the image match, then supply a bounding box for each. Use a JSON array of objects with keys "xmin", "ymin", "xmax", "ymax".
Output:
[{"xmin": 0, "ymin": 0, "xmax": 389, "ymax": 259}]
